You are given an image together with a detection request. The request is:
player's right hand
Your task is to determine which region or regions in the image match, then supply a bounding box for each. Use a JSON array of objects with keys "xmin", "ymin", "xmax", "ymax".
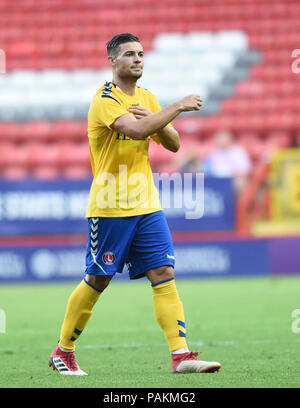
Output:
[{"xmin": 178, "ymin": 95, "xmax": 203, "ymax": 111}]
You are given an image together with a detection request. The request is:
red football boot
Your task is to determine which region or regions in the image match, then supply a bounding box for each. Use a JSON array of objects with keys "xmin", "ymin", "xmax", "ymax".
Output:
[
  {"xmin": 172, "ymin": 351, "xmax": 221, "ymax": 373},
  {"xmin": 49, "ymin": 346, "xmax": 87, "ymax": 376}
]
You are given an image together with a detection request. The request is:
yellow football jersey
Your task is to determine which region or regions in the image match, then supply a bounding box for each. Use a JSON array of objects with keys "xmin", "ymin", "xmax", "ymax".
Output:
[{"xmin": 86, "ymin": 81, "xmax": 168, "ymax": 218}]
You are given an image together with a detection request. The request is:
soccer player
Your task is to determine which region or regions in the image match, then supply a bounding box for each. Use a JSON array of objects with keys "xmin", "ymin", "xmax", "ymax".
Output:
[{"xmin": 49, "ymin": 33, "xmax": 221, "ymax": 375}]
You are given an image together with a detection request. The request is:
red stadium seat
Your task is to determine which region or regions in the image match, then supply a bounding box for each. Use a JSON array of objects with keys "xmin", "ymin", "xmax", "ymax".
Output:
[
  {"xmin": 22, "ymin": 121, "xmax": 52, "ymax": 141},
  {"xmin": 238, "ymin": 133, "xmax": 266, "ymax": 161},
  {"xmin": 266, "ymin": 131, "xmax": 291, "ymax": 149},
  {"xmin": 0, "ymin": 142, "xmax": 29, "ymax": 167},
  {"xmin": 58, "ymin": 142, "xmax": 90, "ymax": 167},
  {"xmin": 1, "ymin": 166, "xmax": 29, "ymax": 180},
  {"xmin": 8, "ymin": 40, "xmax": 36, "ymax": 57},
  {"xmin": 31, "ymin": 166, "xmax": 60, "ymax": 180},
  {"xmin": 0, "ymin": 123, "xmax": 20, "ymax": 140},
  {"xmin": 51, "ymin": 121, "xmax": 87, "ymax": 140},
  {"xmin": 157, "ymin": 161, "xmax": 180, "ymax": 174},
  {"xmin": 149, "ymin": 143, "xmax": 178, "ymax": 168},
  {"xmin": 62, "ymin": 165, "xmax": 92, "ymax": 179},
  {"xmin": 27, "ymin": 142, "xmax": 60, "ymax": 167},
  {"xmin": 173, "ymin": 117, "xmax": 204, "ymax": 136}
]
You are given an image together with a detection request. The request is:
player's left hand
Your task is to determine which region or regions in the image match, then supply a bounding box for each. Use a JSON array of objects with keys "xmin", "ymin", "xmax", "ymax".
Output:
[{"xmin": 127, "ymin": 106, "xmax": 153, "ymax": 119}]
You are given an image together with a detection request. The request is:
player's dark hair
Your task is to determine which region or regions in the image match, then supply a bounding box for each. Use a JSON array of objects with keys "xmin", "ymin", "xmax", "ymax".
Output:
[{"xmin": 106, "ymin": 33, "xmax": 141, "ymax": 56}]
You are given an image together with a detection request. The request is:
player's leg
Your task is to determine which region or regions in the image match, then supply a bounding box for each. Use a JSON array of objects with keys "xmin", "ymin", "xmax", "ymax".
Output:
[
  {"xmin": 127, "ymin": 211, "xmax": 221, "ymax": 373},
  {"xmin": 126, "ymin": 211, "xmax": 185, "ymax": 353},
  {"xmin": 145, "ymin": 265, "xmax": 188, "ymax": 353},
  {"xmin": 49, "ymin": 274, "xmax": 112, "ymax": 376},
  {"xmin": 58, "ymin": 275, "xmax": 112, "ymax": 351},
  {"xmin": 146, "ymin": 265, "xmax": 221, "ymax": 373},
  {"xmin": 50, "ymin": 216, "xmax": 137, "ymax": 375}
]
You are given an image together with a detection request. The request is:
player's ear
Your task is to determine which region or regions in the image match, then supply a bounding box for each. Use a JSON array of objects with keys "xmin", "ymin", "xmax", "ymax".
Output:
[{"xmin": 108, "ymin": 55, "xmax": 116, "ymax": 67}]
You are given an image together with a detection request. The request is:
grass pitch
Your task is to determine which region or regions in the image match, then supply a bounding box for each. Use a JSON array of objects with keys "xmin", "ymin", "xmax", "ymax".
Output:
[{"xmin": 0, "ymin": 275, "xmax": 299, "ymax": 388}]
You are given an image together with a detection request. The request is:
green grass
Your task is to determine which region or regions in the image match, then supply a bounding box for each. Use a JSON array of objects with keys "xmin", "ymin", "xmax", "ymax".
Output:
[{"xmin": 0, "ymin": 275, "xmax": 300, "ymax": 388}]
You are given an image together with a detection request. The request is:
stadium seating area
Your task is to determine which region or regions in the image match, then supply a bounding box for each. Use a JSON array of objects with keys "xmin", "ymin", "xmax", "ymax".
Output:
[{"xmin": 0, "ymin": 0, "xmax": 299, "ymax": 179}]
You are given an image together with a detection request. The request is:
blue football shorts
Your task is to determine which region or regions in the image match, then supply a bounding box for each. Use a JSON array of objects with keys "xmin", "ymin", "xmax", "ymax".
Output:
[{"xmin": 85, "ymin": 210, "xmax": 175, "ymax": 280}]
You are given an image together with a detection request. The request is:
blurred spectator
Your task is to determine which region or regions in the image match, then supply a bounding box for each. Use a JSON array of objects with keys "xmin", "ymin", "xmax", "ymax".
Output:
[
  {"xmin": 179, "ymin": 148, "xmax": 204, "ymax": 174},
  {"xmin": 204, "ymin": 129, "xmax": 252, "ymax": 194}
]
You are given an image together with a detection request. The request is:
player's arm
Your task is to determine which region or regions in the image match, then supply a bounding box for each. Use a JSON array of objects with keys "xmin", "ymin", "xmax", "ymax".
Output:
[
  {"xmin": 111, "ymin": 95, "xmax": 202, "ymax": 143},
  {"xmin": 156, "ymin": 126, "xmax": 180, "ymax": 153},
  {"xmin": 125, "ymin": 105, "xmax": 181, "ymax": 152}
]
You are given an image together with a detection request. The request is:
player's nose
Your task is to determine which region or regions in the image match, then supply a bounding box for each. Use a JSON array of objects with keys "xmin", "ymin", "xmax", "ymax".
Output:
[{"xmin": 133, "ymin": 53, "xmax": 143, "ymax": 63}]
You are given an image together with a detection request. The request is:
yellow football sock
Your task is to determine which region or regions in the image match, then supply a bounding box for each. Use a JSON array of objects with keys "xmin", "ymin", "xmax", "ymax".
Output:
[
  {"xmin": 152, "ymin": 278, "xmax": 188, "ymax": 352},
  {"xmin": 58, "ymin": 279, "xmax": 102, "ymax": 350}
]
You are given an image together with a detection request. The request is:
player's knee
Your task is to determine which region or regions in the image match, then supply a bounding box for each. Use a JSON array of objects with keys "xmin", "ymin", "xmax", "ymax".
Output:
[
  {"xmin": 85, "ymin": 274, "xmax": 112, "ymax": 292},
  {"xmin": 145, "ymin": 265, "xmax": 174, "ymax": 285}
]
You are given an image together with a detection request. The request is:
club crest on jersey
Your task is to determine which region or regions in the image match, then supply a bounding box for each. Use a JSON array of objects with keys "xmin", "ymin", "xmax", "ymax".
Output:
[{"xmin": 102, "ymin": 251, "xmax": 115, "ymax": 265}]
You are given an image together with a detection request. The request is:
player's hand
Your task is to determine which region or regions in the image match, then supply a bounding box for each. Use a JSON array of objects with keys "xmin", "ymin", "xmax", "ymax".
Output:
[
  {"xmin": 178, "ymin": 95, "xmax": 203, "ymax": 112},
  {"xmin": 127, "ymin": 106, "xmax": 153, "ymax": 119}
]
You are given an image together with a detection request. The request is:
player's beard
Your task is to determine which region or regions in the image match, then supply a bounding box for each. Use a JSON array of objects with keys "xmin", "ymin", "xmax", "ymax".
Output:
[
  {"xmin": 131, "ymin": 71, "xmax": 143, "ymax": 79},
  {"xmin": 120, "ymin": 67, "xmax": 143, "ymax": 80}
]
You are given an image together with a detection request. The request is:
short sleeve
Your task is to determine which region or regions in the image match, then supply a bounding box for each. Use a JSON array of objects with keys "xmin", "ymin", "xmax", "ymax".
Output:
[{"xmin": 91, "ymin": 94, "xmax": 129, "ymax": 129}]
